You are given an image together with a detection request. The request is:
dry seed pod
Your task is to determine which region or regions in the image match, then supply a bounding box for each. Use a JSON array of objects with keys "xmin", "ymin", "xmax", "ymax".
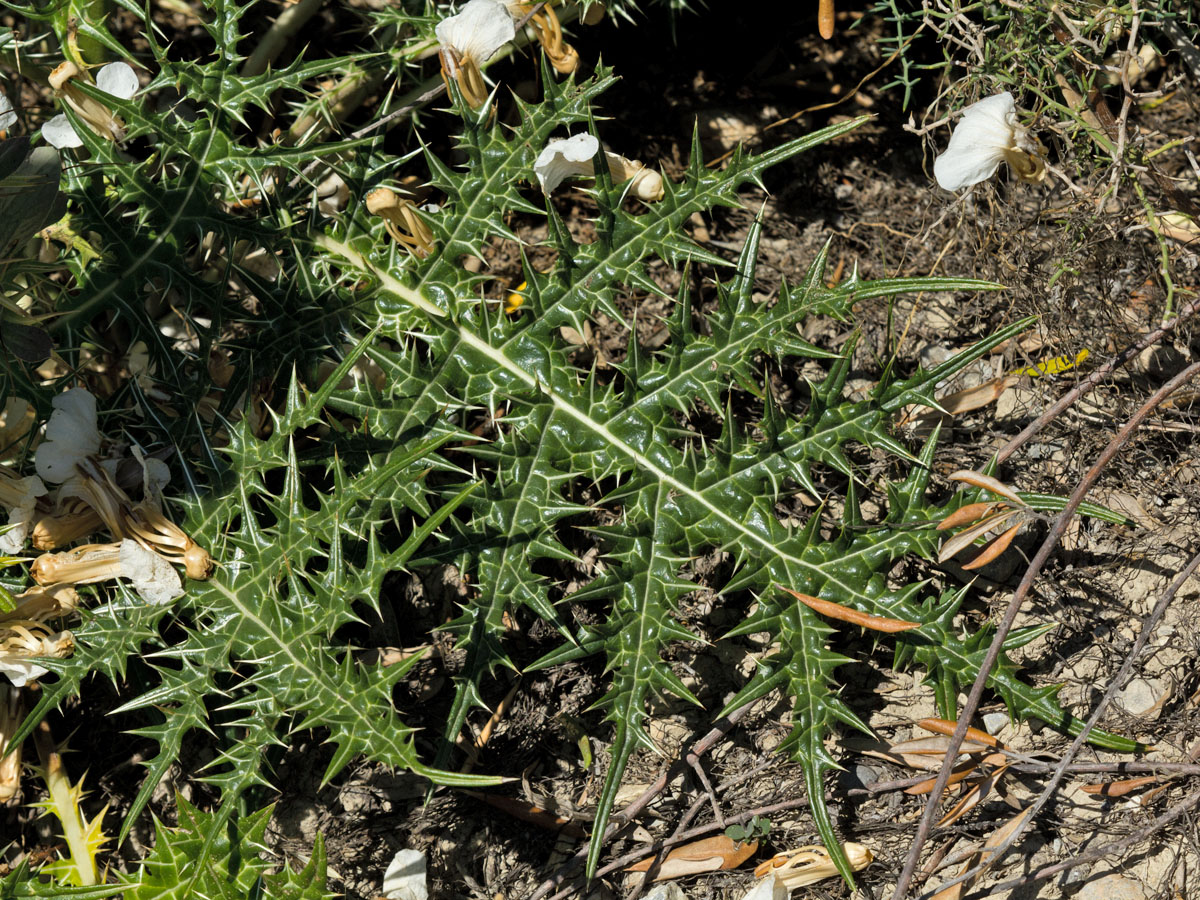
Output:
[
  {"xmin": 72, "ymin": 459, "xmax": 213, "ymax": 580},
  {"xmin": 32, "ymin": 502, "xmax": 104, "ymax": 551},
  {"xmin": 32, "ymin": 540, "xmax": 185, "ymax": 605},
  {"xmin": 366, "ymin": 188, "xmax": 436, "ymax": 258},
  {"xmin": 0, "ymin": 584, "xmax": 81, "ymax": 626}
]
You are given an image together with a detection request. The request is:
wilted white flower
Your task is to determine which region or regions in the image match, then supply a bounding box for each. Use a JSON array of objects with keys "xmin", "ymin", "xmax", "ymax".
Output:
[
  {"xmin": 436, "ymin": 0, "xmax": 515, "ymax": 107},
  {"xmin": 535, "ymin": 133, "xmax": 599, "ymax": 193},
  {"xmin": 366, "ymin": 188, "xmax": 436, "ymax": 258},
  {"xmin": 933, "ymin": 92, "xmax": 1046, "ymax": 192},
  {"xmin": 35, "ymin": 388, "xmax": 101, "ymax": 484},
  {"xmin": 31, "ymin": 539, "xmax": 184, "ymax": 605},
  {"xmin": 436, "ymin": 0, "xmax": 515, "ymax": 63},
  {"xmin": 0, "ymin": 471, "xmax": 47, "ymax": 555},
  {"xmin": 119, "ymin": 538, "xmax": 184, "ymax": 605},
  {"xmin": 0, "ymin": 89, "xmax": 16, "ymax": 132},
  {"xmin": 740, "ymin": 874, "xmax": 787, "ymax": 900},
  {"xmin": 43, "ymin": 61, "xmax": 139, "ymax": 149},
  {"xmin": 535, "ymin": 133, "xmax": 665, "ymax": 202},
  {"xmin": 0, "ymin": 625, "xmax": 73, "ymax": 687}
]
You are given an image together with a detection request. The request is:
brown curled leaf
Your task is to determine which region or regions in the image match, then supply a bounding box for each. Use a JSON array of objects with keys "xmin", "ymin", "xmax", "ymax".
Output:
[
  {"xmin": 460, "ymin": 790, "xmax": 588, "ymax": 838},
  {"xmin": 778, "ymin": 585, "xmax": 921, "ymax": 633},
  {"xmin": 917, "ymin": 717, "xmax": 1001, "ymax": 748},
  {"xmin": 626, "ymin": 835, "xmax": 757, "ymax": 879},
  {"xmin": 962, "ymin": 521, "xmax": 1023, "ymax": 570},
  {"xmin": 937, "ymin": 764, "xmax": 1010, "ymax": 826},
  {"xmin": 947, "ymin": 470, "xmax": 1027, "ymax": 506},
  {"xmin": 1079, "ymin": 775, "xmax": 1161, "ymax": 797},
  {"xmin": 863, "ymin": 735, "xmax": 993, "ymax": 771},
  {"xmin": 937, "ymin": 501, "xmax": 1003, "ymax": 531},
  {"xmin": 937, "ymin": 509, "xmax": 1020, "ymax": 563},
  {"xmin": 904, "ymin": 762, "xmax": 979, "ymax": 796}
]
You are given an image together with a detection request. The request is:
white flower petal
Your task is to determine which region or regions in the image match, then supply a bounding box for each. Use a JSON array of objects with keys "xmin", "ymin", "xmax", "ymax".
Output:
[
  {"xmin": 95, "ymin": 62, "xmax": 139, "ymax": 100},
  {"xmin": 119, "ymin": 539, "xmax": 183, "ymax": 605},
  {"xmin": 0, "ymin": 657, "xmax": 49, "ymax": 688},
  {"xmin": 933, "ymin": 92, "xmax": 1018, "ymax": 192},
  {"xmin": 740, "ymin": 874, "xmax": 788, "ymax": 900},
  {"xmin": 0, "ymin": 476, "xmax": 47, "ymax": 555},
  {"xmin": 35, "ymin": 442, "xmax": 88, "ymax": 485},
  {"xmin": 0, "ymin": 91, "xmax": 15, "ymax": 131},
  {"xmin": 436, "ymin": 0, "xmax": 515, "ymax": 63},
  {"xmin": 36, "ymin": 388, "xmax": 101, "ymax": 483},
  {"xmin": 382, "ymin": 849, "xmax": 428, "ymax": 900},
  {"xmin": 41, "ymin": 113, "xmax": 82, "ymax": 149},
  {"xmin": 44, "ymin": 388, "xmax": 100, "ymax": 446},
  {"xmin": 535, "ymin": 133, "xmax": 599, "ymax": 193}
]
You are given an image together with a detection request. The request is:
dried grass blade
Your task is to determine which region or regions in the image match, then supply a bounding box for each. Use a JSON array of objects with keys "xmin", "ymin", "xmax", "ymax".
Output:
[
  {"xmin": 931, "ymin": 806, "xmax": 1033, "ymax": 900},
  {"xmin": 936, "ymin": 764, "xmax": 1010, "ymax": 827},
  {"xmin": 937, "ymin": 375, "xmax": 1020, "ymax": 416},
  {"xmin": 904, "ymin": 762, "xmax": 979, "ymax": 796}
]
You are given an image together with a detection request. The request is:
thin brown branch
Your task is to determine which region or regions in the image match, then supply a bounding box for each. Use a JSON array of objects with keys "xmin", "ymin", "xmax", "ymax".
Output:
[
  {"xmin": 916, "ymin": 543, "xmax": 1200, "ymax": 899},
  {"xmin": 964, "ymin": 787, "xmax": 1200, "ymax": 900},
  {"xmin": 891, "ymin": 359, "xmax": 1200, "ymax": 900}
]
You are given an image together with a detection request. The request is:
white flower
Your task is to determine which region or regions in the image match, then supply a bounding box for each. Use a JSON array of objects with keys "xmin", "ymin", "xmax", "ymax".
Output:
[
  {"xmin": 0, "ymin": 626, "xmax": 73, "ymax": 687},
  {"xmin": 0, "ymin": 655, "xmax": 49, "ymax": 687},
  {"xmin": 43, "ymin": 61, "xmax": 139, "ymax": 149},
  {"xmin": 933, "ymin": 92, "xmax": 1046, "ymax": 192},
  {"xmin": 35, "ymin": 388, "xmax": 101, "ymax": 484},
  {"xmin": 436, "ymin": 0, "xmax": 515, "ymax": 64},
  {"xmin": 119, "ymin": 539, "xmax": 184, "ymax": 605},
  {"xmin": 30, "ymin": 539, "xmax": 184, "ymax": 605},
  {"xmin": 0, "ymin": 474, "xmax": 47, "ymax": 555},
  {"xmin": 535, "ymin": 133, "xmax": 666, "ymax": 202},
  {"xmin": 535, "ymin": 133, "xmax": 599, "ymax": 193},
  {"xmin": 0, "ymin": 90, "xmax": 15, "ymax": 132},
  {"xmin": 741, "ymin": 874, "xmax": 787, "ymax": 900}
]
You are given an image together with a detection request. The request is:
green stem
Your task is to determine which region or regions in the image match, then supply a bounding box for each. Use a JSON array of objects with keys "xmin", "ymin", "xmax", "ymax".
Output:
[{"xmin": 33, "ymin": 722, "xmax": 97, "ymax": 886}]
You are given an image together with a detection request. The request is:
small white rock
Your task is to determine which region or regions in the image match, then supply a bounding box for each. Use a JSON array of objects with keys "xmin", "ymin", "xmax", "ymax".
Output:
[{"xmin": 982, "ymin": 712, "xmax": 1009, "ymax": 735}]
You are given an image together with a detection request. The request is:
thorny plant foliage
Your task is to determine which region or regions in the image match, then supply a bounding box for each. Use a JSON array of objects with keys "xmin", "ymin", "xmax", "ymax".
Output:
[{"xmin": 0, "ymin": 0, "xmax": 1153, "ymax": 895}]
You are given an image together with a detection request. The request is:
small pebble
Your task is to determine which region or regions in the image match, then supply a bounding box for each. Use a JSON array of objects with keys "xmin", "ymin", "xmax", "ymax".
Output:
[
  {"xmin": 1075, "ymin": 873, "xmax": 1145, "ymax": 900},
  {"xmin": 982, "ymin": 712, "xmax": 1009, "ymax": 735}
]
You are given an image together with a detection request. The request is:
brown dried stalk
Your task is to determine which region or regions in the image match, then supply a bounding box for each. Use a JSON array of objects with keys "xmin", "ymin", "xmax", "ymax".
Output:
[{"xmin": 891, "ymin": 359, "xmax": 1200, "ymax": 900}]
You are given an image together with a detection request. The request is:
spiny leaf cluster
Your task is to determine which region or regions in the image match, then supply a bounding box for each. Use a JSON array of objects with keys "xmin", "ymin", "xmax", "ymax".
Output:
[{"xmin": 0, "ymin": 0, "xmax": 1139, "ymax": 893}]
